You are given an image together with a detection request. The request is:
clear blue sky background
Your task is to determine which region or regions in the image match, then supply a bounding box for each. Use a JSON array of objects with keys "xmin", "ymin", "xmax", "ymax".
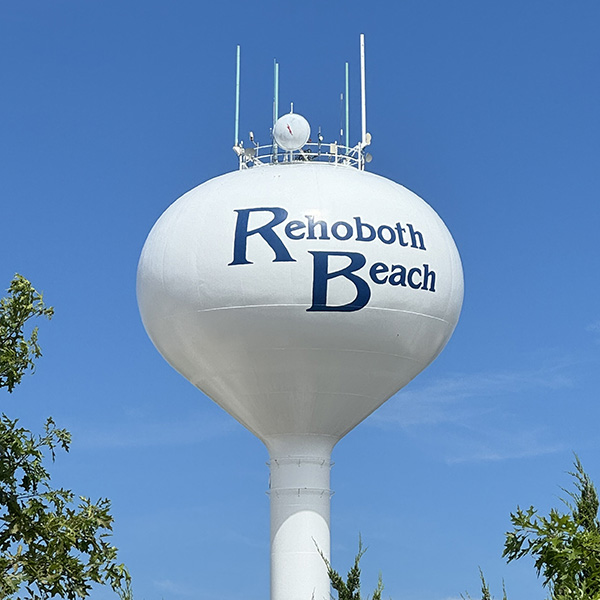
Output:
[{"xmin": 1, "ymin": 2, "xmax": 599, "ymax": 599}]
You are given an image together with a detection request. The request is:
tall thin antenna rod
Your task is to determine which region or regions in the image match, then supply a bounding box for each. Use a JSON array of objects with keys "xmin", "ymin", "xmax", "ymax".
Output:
[
  {"xmin": 273, "ymin": 59, "xmax": 280, "ymax": 125},
  {"xmin": 360, "ymin": 34, "xmax": 367, "ymax": 145},
  {"xmin": 339, "ymin": 93, "xmax": 344, "ymax": 142},
  {"xmin": 345, "ymin": 61, "xmax": 350, "ymax": 150},
  {"xmin": 234, "ymin": 45, "xmax": 241, "ymax": 146}
]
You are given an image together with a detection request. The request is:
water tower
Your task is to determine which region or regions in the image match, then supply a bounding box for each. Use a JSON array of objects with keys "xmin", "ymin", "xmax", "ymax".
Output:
[{"xmin": 137, "ymin": 35, "xmax": 463, "ymax": 600}]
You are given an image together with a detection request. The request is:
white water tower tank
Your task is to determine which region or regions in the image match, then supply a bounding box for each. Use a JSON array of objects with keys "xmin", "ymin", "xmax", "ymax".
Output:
[{"xmin": 137, "ymin": 38, "xmax": 463, "ymax": 600}]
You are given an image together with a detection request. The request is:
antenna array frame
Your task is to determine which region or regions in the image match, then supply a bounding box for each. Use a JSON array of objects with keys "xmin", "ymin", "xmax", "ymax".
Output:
[{"xmin": 232, "ymin": 34, "xmax": 371, "ymax": 171}]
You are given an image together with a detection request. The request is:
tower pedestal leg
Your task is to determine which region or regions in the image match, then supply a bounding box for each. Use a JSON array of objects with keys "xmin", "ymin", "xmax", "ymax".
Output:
[{"xmin": 266, "ymin": 435, "xmax": 336, "ymax": 600}]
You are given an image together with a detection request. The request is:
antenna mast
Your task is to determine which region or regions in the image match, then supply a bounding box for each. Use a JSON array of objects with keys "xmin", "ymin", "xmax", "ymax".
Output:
[
  {"xmin": 273, "ymin": 59, "xmax": 280, "ymax": 125},
  {"xmin": 360, "ymin": 34, "xmax": 367, "ymax": 146},
  {"xmin": 345, "ymin": 61, "xmax": 350, "ymax": 151},
  {"xmin": 234, "ymin": 45, "xmax": 241, "ymax": 146}
]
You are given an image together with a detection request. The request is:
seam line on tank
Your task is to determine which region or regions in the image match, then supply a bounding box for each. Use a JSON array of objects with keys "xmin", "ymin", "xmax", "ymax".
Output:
[
  {"xmin": 268, "ymin": 348, "xmax": 422, "ymax": 361},
  {"xmin": 259, "ymin": 391, "xmax": 395, "ymax": 402},
  {"xmin": 192, "ymin": 304, "xmax": 450, "ymax": 323}
]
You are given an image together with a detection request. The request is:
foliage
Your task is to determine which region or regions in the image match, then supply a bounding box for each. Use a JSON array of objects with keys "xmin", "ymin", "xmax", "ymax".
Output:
[
  {"xmin": 503, "ymin": 456, "xmax": 600, "ymax": 600},
  {"xmin": 0, "ymin": 416, "xmax": 130, "ymax": 599},
  {"xmin": 319, "ymin": 536, "xmax": 384, "ymax": 600},
  {"xmin": 0, "ymin": 274, "xmax": 130, "ymax": 600},
  {"xmin": 461, "ymin": 569, "xmax": 507, "ymax": 600},
  {"xmin": 0, "ymin": 275, "xmax": 54, "ymax": 393}
]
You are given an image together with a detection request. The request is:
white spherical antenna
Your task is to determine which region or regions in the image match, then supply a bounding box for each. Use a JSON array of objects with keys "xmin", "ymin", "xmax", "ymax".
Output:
[{"xmin": 273, "ymin": 112, "xmax": 310, "ymax": 151}]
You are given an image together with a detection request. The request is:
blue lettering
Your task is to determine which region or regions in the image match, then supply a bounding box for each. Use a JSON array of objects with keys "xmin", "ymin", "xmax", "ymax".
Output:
[
  {"xmin": 395, "ymin": 223, "xmax": 408, "ymax": 247},
  {"xmin": 408, "ymin": 267, "xmax": 422, "ymax": 289},
  {"xmin": 407, "ymin": 223, "xmax": 426, "ymax": 250},
  {"xmin": 307, "ymin": 251, "xmax": 371, "ymax": 312},
  {"xmin": 389, "ymin": 265, "xmax": 407, "ymax": 286},
  {"xmin": 306, "ymin": 215, "xmax": 330, "ymax": 240},
  {"xmin": 355, "ymin": 217, "xmax": 376, "ymax": 242},
  {"xmin": 332, "ymin": 221, "xmax": 353, "ymax": 241},
  {"xmin": 423, "ymin": 264, "xmax": 436, "ymax": 291},
  {"xmin": 369, "ymin": 262, "xmax": 389, "ymax": 284},
  {"xmin": 285, "ymin": 220, "xmax": 306, "ymax": 240},
  {"xmin": 229, "ymin": 207, "xmax": 294, "ymax": 266},
  {"xmin": 377, "ymin": 225, "xmax": 396, "ymax": 245}
]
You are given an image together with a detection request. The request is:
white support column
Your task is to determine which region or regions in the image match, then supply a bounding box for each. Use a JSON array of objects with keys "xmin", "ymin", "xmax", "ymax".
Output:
[{"xmin": 266, "ymin": 435, "xmax": 337, "ymax": 600}]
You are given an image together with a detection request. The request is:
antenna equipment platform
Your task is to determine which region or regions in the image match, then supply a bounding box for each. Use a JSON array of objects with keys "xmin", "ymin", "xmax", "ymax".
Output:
[{"xmin": 233, "ymin": 34, "xmax": 372, "ymax": 170}]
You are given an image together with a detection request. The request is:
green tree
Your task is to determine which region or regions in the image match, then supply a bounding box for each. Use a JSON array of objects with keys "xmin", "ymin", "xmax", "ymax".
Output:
[
  {"xmin": 320, "ymin": 537, "xmax": 384, "ymax": 600},
  {"xmin": 503, "ymin": 456, "xmax": 600, "ymax": 600},
  {"xmin": 0, "ymin": 274, "xmax": 53, "ymax": 393},
  {"xmin": 0, "ymin": 274, "xmax": 130, "ymax": 600},
  {"xmin": 461, "ymin": 569, "xmax": 507, "ymax": 600}
]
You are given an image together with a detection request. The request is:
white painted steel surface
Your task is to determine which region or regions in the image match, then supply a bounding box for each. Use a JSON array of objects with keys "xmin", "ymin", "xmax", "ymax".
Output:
[
  {"xmin": 268, "ymin": 435, "xmax": 334, "ymax": 600},
  {"xmin": 137, "ymin": 162, "xmax": 464, "ymax": 600}
]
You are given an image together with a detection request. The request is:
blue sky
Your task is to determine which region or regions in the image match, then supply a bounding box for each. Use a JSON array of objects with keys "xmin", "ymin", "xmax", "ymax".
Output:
[{"xmin": 1, "ymin": 1, "xmax": 600, "ymax": 599}]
